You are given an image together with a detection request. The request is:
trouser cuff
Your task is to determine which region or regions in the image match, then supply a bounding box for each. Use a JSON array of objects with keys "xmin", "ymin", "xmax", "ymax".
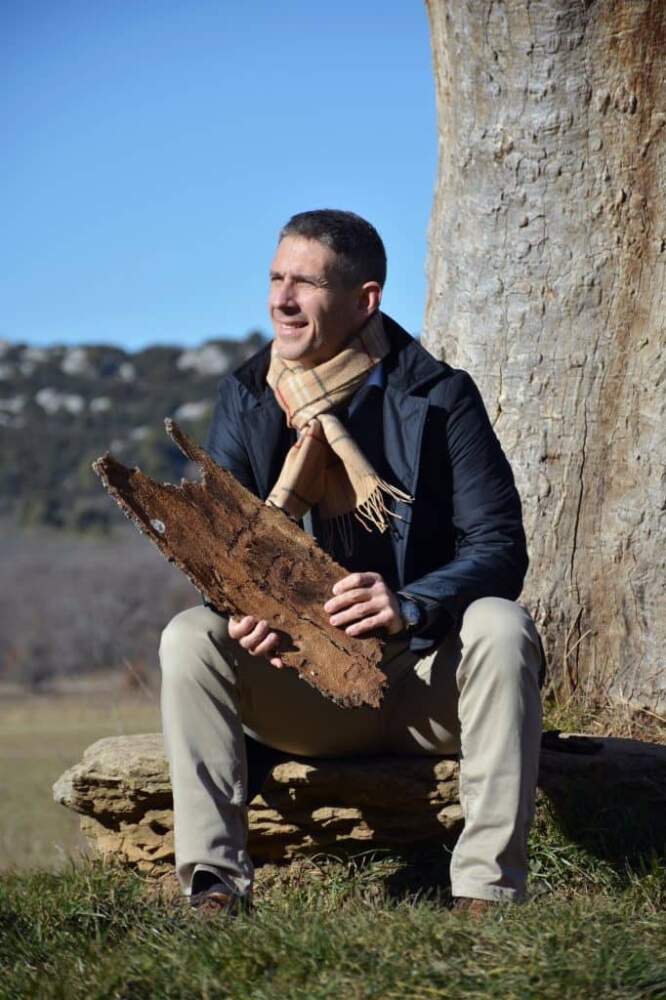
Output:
[
  {"xmin": 184, "ymin": 863, "xmax": 252, "ymax": 899},
  {"xmin": 451, "ymin": 878, "xmax": 525, "ymax": 903}
]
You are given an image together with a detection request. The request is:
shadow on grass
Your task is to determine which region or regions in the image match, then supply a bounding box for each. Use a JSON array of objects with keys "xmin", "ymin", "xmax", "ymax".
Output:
[
  {"xmin": 541, "ymin": 786, "xmax": 664, "ymax": 871},
  {"xmin": 539, "ymin": 733, "xmax": 666, "ymax": 873},
  {"xmin": 379, "ymin": 846, "xmax": 453, "ymax": 904}
]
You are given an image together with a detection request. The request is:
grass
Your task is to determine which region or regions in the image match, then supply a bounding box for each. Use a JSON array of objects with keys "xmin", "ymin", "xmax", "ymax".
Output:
[
  {"xmin": 543, "ymin": 694, "xmax": 665, "ymax": 745},
  {"xmin": 0, "ymin": 687, "xmax": 160, "ymax": 871},
  {"xmin": 1, "ymin": 689, "xmax": 664, "ymax": 997},
  {"xmin": 1, "ymin": 837, "xmax": 664, "ymax": 1000}
]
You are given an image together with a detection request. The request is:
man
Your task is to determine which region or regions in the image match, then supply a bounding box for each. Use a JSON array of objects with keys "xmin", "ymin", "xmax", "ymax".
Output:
[{"xmin": 159, "ymin": 209, "xmax": 543, "ymax": 917}]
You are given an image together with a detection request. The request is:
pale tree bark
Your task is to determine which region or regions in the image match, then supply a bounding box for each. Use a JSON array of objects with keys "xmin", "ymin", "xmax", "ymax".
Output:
[{"xmin": 424, "ymin": 0, "xmax": 665, "ymax": 711}]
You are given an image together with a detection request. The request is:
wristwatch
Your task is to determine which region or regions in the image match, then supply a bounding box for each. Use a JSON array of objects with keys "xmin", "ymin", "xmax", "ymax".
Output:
[{"xmin": 397, "ymin": 594, "xmax": 424, "ymax": 634}]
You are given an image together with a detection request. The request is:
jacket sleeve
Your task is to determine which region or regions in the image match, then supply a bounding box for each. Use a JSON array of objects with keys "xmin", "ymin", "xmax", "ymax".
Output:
[
  {"xmin": 400, "ymin": 371, "xmax": 528, "ymax": 652},
  {"xmin": 204, "ymin": 377, "xmax": 258, "ymax": 495}
]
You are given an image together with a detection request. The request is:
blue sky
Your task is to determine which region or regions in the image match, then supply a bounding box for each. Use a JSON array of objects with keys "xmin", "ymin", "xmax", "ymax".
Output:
[{"xmin": 2, "ymin": 1, "xmax": 436, "ymax": 350}]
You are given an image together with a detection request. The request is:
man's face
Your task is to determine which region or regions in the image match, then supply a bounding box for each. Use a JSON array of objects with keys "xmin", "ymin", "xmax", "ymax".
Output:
[{"xmin": 269, "ymin": 236, "xmax": 372, "ymax": 368}]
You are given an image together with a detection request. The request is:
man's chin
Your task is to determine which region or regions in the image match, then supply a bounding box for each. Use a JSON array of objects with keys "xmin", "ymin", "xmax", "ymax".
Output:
[{"xmin": 274, "ymin": 337, "xmax": 314, "ymax": 363}]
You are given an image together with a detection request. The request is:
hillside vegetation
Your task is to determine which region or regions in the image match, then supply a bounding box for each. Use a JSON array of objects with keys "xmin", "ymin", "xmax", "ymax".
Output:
[{"xmin": 0, "ymin": 333, "xmax": 264, "ymax": 532}]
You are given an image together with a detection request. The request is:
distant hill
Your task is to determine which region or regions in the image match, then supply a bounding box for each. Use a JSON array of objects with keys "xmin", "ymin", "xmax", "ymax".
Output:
[{"xmin": 0, "ymin": 333, "xmax": 266, "ymax": 532}]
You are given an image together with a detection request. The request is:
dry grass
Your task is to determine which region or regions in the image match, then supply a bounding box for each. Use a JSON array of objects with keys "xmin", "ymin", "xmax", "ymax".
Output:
[
  {"xmin": 541, "ymin": 624, "xmax": 665, "ymax": 745},
  {"xmin": 543, "ymin": 691, "xmax": 665, "ymax": 745},
  {"xmin": 0, "ymin": 683, "xmax": 160, "ymax": 872}
]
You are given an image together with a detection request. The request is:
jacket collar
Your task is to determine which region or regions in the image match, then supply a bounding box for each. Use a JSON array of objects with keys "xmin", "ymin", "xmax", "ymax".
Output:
[
  {"xmin": 232, "ymin": 312, "xmax": 444, "ymax": 406},
  {"xmin": 380, "ymin": 314, "xmax": 446, "ymax": 396}
]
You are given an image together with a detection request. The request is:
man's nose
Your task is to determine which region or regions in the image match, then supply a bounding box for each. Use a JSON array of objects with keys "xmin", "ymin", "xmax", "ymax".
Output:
[{"xmin": 271, "ymin": 279, "xmax": 297, "ymax": 311}]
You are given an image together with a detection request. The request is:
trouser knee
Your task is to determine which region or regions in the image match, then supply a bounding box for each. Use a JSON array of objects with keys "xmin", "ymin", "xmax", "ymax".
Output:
[
  {"xmin": 159, "ymin": 605, "xmax": 232, "ymax": 688},
  {"xmin": 460, "ymin": 597, "xmax": 543, "ymax": 687}
]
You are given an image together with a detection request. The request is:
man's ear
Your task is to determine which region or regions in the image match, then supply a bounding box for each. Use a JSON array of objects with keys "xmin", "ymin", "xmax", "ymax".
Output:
[{"xmin": 358, "ymin": 281, "xmax": 382, "ymax": 317}]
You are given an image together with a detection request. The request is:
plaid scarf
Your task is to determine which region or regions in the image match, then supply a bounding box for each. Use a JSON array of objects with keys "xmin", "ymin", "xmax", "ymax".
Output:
[{"xmin": 266, "ymin": 311, "xmax": 412, "ymax": 552}]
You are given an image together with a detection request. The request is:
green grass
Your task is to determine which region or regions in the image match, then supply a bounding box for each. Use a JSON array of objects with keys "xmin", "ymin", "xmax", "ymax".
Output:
[
  {"xmin": 1, "ymin": 838, "xmax": 664, "ymax": 1000},
  {"xmin": 1, "ymin": 691, "xmax": 664, "ymax": 997}
]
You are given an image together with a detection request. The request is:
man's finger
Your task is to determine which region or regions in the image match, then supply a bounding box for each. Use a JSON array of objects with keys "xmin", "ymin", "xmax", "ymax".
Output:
[
  {"xmin": 324, "ymin": 588, "xmax": 373, "ymax": 614},
  {"xmin": 229, "ymin": 615, "xmax": 257, "ymax": 638},
  {"xmin": 329, "ymin": 599, "xmax": 378, "ymax": 629},
  {"xmin": 346, "ymin": 610, "xmax": 390, "ymax": 636},
  {"xmin": 252, "ymin": 631, "xmax": 280, "ymax": 657},
  {"xmin": 332, "ymin": 572, "xmax": 380, "ymax": 596},
  {"xmin": 239, "ymin": 619, "xmax": 270, "ymax": 650}
]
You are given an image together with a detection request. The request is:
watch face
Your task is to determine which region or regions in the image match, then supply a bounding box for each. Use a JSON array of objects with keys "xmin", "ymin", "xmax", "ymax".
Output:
[{"xmin": 401, "ymin": 598, "xmax": 420, "ymax": 630}]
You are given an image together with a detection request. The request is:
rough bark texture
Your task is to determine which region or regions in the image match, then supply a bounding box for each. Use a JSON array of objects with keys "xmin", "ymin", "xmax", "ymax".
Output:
[
  {"xmin": 53, "ymin": 732, "xmax": 666, "ymax": 876},
  {"xmin": 424, "ymin": 0, "xmax": 665, "ymax": 712},
  {"xmin": 93, "ymin": 420, "xmax": 385, "ymax": 709}
]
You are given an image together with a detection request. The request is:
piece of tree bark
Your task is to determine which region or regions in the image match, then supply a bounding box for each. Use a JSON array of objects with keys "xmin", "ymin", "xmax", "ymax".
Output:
[
  {"xmin": 92, "ymin": 419, "xmax": 386, "ymax": 708},
  {"xmin": 424, "ymin": 1, "xmax": 665, "ymax": 712}
]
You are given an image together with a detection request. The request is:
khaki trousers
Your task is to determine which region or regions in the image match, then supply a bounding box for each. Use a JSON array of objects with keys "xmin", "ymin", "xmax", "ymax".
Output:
[{"xmin": 159, "ymin": 597, "xmax": 543, "ymax": 902}]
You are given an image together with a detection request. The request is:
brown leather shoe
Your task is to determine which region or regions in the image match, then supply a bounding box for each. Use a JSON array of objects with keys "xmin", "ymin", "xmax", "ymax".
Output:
[
  {"xmin": 451, "ymin": 897, "xmax": 495, "ymax": 917},
  {"xmin": 190, "ymin": 886, "xmax": 250, "ymax": 918},
  {"xmin": 189, "ymin": 869, "xmax": 252, "ymax": 918}
]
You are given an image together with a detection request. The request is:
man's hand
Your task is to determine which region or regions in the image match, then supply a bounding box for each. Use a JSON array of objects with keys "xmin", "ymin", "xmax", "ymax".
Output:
[
  {"xmin": 228, "ymin": 616, "xmax": 284, "ymax": 668},
  {"xmin": 324, "ymin": 571, "xmax": 404, "ymax": 637}
]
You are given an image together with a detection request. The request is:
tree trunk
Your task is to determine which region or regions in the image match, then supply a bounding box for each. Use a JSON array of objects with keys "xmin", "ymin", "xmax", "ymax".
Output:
[{"xmin": 424, "ymin": 0, "xmax": 665, "ymax": 711}]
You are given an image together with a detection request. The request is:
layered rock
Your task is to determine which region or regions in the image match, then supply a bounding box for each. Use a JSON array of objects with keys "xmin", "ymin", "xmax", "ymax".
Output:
[
  {"xmin": 53, "ymin": 733, "xmax": 463, "ymax": 874},
  {"xmin": 54, "ymin": 731, "xmax": 666, "ymax": 875}
]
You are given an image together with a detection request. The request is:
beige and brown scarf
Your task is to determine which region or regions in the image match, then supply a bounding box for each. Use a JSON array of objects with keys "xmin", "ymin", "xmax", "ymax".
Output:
[{"xmin": 266, "ymin": 311, "xmax": 412, "ymax": 552}]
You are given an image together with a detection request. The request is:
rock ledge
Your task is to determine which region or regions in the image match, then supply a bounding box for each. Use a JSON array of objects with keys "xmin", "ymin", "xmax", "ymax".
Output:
[{"xmin": 54, "ymin": 732, "xmax": 666, "ymax": 874}]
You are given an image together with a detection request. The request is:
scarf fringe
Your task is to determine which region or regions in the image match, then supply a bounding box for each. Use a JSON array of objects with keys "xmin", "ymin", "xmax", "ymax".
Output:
[{"xmin": 322, "ymin": 479, "xmax": 413, "ymax": 558}]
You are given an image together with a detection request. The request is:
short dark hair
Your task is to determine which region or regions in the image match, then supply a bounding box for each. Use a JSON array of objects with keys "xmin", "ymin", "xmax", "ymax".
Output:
[{"xmin": 279, "ymin": 209, "xmax": 387, "ymax": 288}]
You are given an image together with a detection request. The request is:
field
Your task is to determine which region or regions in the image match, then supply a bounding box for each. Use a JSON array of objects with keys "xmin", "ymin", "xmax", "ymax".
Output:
[
  {"xmin": 0, "ymin": 686, "xmax": 161, "ymax": 872},
  {"xmin": 0, "ymin": 688, "xmax": 664, "ymax": 998}
]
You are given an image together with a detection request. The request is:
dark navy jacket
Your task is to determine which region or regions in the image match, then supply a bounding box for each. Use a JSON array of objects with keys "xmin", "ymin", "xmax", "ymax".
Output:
[{"xmin": 205, "ymin": 313, "xmax": 528, "ymax": 655}]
